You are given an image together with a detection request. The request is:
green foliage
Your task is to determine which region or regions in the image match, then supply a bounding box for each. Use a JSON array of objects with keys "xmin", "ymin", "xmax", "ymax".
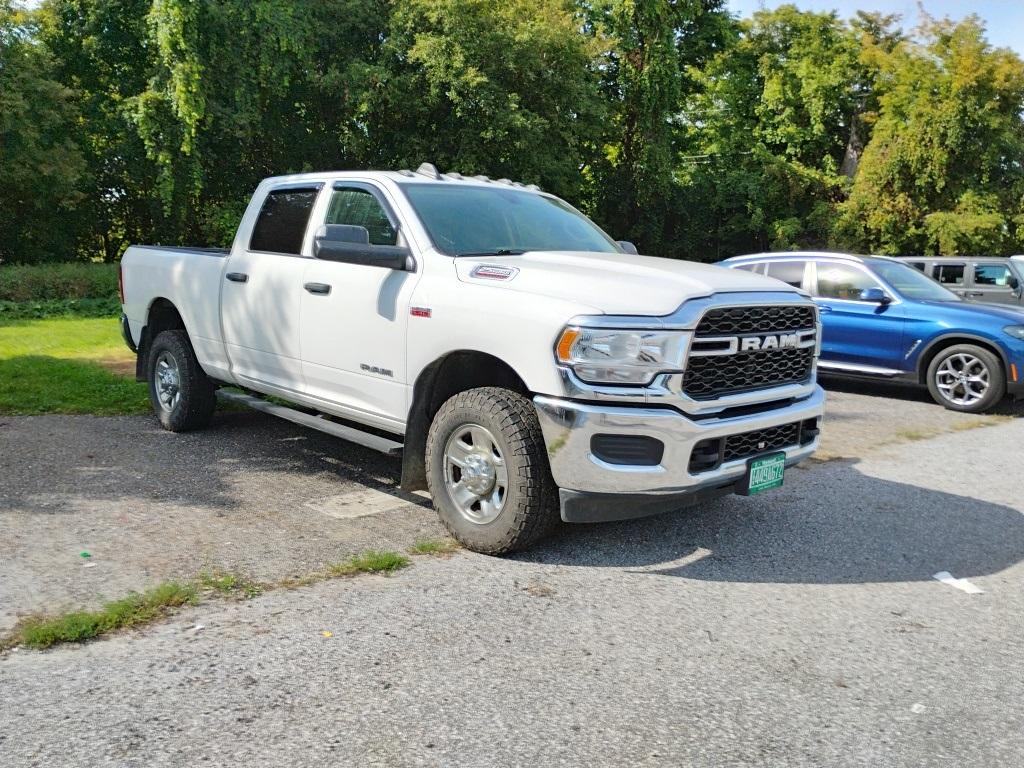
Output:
[
  {"xmin": 0, "ymin": 262, "xmax": 118, "ymax": 301},
  {"xmin": 12, "ymin": 581, "xmax": 197, "ymax": 649},
  {"xmin": 0, "ymin": 0, "xmax": 85, "ymax": 264},
  {"xmin": 838, "ymin": 14, "xmax": 1024, "ymax": 255},
  {"xmin": 5, "ymin": 2, "xmax": 1024, "ymax": 263},
  {"xmin": 328, "ymin": 550, "xmax": 411, "ymax": 576},
  {"xmin": 365, "ymin": 0, "xmax": 605, "ymax": 200}
]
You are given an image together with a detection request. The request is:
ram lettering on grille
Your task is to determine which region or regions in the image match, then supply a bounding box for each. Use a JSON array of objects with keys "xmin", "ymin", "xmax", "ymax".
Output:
[{"xmin": 683, "ymin": 305, "xmax": 816, "ymax": 400}]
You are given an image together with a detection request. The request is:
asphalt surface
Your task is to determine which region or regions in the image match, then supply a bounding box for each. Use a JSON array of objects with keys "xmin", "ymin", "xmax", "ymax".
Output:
[{"xmin": 2, "ymin": 386, "xmax": 1023, "ymax": 766}]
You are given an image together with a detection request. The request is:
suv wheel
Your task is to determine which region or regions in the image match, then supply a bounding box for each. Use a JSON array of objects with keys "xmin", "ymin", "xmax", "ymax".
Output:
[
  {"xmin": 425, "ymin": 387, "xmax": 559, "ymax": 554},
  {"xmin": 926, "ymin": 344, "xmax": 1005, "ymax": 413},
  {"xmin": 147, "ymin": 330, "xmax": 217, "ymax": 431}
]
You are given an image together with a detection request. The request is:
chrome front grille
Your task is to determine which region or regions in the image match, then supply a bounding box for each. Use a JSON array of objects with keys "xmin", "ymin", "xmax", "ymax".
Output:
[
  {"xmin": 682, "ymin": 304, "xmax": 817, "ymax": 401},
  {"xmin": 696, "ymin": 305, "xmax": 817, "ymax": 336}
]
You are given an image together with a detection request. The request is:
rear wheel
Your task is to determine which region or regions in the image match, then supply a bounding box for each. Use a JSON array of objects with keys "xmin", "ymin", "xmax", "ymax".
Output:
[
  {"xmin": 425, "ymin": 387, "xmax": 559, "ymax": 554},
  {"xmin": 926, "ymin": 344, "xmax": 1005, "ymax": 413},
  {"xmin": 147, "ymin": 330, "xmax": 217, "ymax": 431}
]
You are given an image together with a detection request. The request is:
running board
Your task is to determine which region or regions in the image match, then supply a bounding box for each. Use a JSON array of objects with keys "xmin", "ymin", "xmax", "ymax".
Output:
[{"xmin": 217, "ymin": 390, "xmax": 404, "ymax": 456}]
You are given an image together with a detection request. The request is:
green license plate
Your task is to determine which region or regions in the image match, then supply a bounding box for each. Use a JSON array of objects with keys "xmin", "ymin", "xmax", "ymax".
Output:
[{"xmin": 744, "ymin": 452, "xmax": 786, "ymax": 495}]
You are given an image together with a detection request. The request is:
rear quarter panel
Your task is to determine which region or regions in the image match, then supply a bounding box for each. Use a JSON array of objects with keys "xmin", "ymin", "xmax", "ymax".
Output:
[{"xmin": 121, "ymin": 246, "xmax": 233, "ymax": 381}]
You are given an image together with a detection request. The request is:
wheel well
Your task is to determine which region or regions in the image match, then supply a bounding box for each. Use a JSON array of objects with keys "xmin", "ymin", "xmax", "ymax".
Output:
[
  {"xmin": 917, "ymin": 337, "xmax": 1006, "ymax": 384},
  {"xmin": 401, "ymin": 351, "xmax": 529, "ymax": 491},
  {"xmin": 135, "ymin": 298, "xmax": 186, "ymax": 381}
]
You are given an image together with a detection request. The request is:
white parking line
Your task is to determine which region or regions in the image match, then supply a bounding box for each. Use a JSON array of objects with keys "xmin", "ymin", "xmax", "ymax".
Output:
[{"xmin": 933, "ymin": 571, "xmax": 985, "ymax": 594}]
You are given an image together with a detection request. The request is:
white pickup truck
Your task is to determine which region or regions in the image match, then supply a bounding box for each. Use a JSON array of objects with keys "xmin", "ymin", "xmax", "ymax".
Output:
[{"xmin": 120, "ymin": 164, "xmax": 825, "ymax": 553}]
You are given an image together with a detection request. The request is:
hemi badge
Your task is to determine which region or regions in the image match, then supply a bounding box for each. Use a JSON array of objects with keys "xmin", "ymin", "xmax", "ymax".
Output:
[
  {"xmin": 471, "ymin": 265, "xmax": 518, "ymax": 280},
  {"xmin": 410, "ymin": 306, "xmax": 432, "ymax": 318}
]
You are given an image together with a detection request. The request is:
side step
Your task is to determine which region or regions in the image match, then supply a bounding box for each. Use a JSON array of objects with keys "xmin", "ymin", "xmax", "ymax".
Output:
[{"xmin": 217, "ymin": 390, "xmax": 404, "ymax": 456}]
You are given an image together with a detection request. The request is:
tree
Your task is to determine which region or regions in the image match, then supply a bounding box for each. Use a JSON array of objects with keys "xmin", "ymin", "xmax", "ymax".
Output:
[
  {"xmin": 0, "ymin": 0, "xmax": 84, "ymax": 263},
  {"xmin": 837, "ymin": 14, "xmax": 1024, "ymax": 255},
  {"xmin": 585, "ymin": 0, "xmax": 733, "ymax": 254},
  {"xmin": 361, "ymin": 0, "xmax": 605, "ymax": 202},
  {"xmin": 678, "ymin": 5, "xmax": 873, "ymax": 258}
]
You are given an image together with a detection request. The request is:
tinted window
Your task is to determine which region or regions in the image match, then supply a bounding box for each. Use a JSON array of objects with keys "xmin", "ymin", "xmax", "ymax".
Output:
[
  {"xmin": 249, "ymin": 188, "xmax": 319, "ymax": 255},
  {"xmin": 402, "ymin": 184, "xmax": 619, "ymax": 256},
  {"xmin": 326, "ymin": 188, "xmax": 397, "ymax": 246},
  {"xmin": 907, "ymin": 262, "xmax": 926, "ymax": 272},
  {"xmin": 871, "ymin": 260, "xmax": 959, "ymax": 302},
  {"xmin": 974, "ymin": 263, "xmax": 1012, "ymax": 286},
  {"xmin": 815, "ymin": 264, "xmax": 880, "ymax": 300},
  {"xmin": 765, "ymin": 261, "xmax": 806, "ymax": 288},
  {"xmin": 935, "ymin": 263, "xmax": 965, "ymax": 285}
]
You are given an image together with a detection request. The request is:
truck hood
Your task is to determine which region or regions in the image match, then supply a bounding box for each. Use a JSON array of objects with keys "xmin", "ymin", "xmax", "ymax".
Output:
[{"xmin": 454, "ymin": 251, "xmax": 801, "ymax": 316}]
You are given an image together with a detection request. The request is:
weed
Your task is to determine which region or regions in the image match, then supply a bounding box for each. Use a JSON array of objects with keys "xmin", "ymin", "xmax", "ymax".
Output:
[
  {"xmin": 327, "ymin": 550, "xmax": 410, "ymax": 577},
  {"xmin": 12, "ymin": 581, "xmax": 197, "ymax": 650},
  {"xmin": 197, "ymin": 570, "xmax": 264, "ymax": 599},
  {"xmin": 408, "ymin": 538, "xmax": 460, "ymax": 556}
]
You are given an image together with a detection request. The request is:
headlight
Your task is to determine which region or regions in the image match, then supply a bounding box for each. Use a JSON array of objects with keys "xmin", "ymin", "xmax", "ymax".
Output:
[
  {"xmin": 555, "ymin": 326, "xmax": 690, "ymax": 385},
  {"xmin": 1004, "ymin": 325, "xmax": 1024, "ymax": 341}
]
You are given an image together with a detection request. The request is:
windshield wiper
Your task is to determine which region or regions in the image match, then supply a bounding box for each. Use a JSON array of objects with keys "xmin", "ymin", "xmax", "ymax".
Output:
[{"xmin": 456, "ymin": 248, "xmax": 527, "ymax": 258}]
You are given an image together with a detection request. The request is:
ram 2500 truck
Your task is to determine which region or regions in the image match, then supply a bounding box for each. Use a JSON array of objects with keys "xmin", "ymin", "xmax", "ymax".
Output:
[{"xmin": 120, "ymin": 164, "xmax": 825, "ymax": 553}]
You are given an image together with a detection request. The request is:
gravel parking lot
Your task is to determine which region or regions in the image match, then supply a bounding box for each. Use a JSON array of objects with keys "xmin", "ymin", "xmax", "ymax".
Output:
[{"xmin": 2, "ymin": 385, "xmax": 1022, "ymax": 766}]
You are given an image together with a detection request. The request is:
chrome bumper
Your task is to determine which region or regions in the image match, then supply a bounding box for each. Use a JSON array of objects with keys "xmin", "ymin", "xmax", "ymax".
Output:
[{"xmin": 533, "ymin": 386, "xmax": 825, "ymax": 499}]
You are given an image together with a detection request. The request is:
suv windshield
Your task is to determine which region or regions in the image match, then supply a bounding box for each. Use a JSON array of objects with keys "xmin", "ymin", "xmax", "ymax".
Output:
[
  {"xmin": 870, "ymin": 259, "xmax": 961, "ymax": 302},
  {"xmin": 401, "ymin": 184, "xmax": 620, "ymax": 256}
]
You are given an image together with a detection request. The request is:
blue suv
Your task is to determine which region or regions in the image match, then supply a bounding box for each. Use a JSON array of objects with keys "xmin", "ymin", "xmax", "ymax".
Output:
[{"xmin": 720, "ymin": 252, "xmax": 1024, "ymax": 413}]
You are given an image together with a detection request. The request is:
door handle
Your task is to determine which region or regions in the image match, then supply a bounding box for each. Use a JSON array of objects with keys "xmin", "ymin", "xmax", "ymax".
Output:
[
  {"xmin": 817, "ymin": 305, "xmax": 833, "ymax": 313},
  {"xmin": 966, "ymin": 291, "xmax": 984, "ymax": 297},
  {"xmin": 304, "ymin": 282, "xmax": 331, "ymax": 295},
  {"xmin": 226, "ymin": 272, "xmax": 248, "ymax": 283}
]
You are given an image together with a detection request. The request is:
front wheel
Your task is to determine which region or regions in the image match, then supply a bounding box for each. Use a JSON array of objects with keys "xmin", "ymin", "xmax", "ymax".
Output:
[
  {"xmin": 425, "ymin": 387, "xmax": 559, "ymax": 554},
  {"xmin": 147, "ymin": 330, "xmax": 217, "ymax": 431},
  {"xmin": 926, "ymin": 344, "xmax": 1006, "ymax": 413}
]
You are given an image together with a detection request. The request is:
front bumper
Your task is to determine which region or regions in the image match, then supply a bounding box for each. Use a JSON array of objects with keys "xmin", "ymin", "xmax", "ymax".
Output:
[{"xmin": 533, "ymin": 386, "xmax": 825, "ymax": 522}]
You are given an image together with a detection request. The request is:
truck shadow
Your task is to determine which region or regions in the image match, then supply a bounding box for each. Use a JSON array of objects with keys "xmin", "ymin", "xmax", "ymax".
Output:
[
  {"xmin": 820, "ymin": 374, "xmax": 1024, "ymax": 417},
  {"xmin": 521, "ymin": 458, "xmax": 1024, "ymax": 585}
]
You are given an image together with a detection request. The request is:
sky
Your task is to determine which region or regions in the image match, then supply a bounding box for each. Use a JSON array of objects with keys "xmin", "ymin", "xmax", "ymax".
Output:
[{"xmin": 727, "ymin": 0, "xmax": 1024, "ymax": 56}]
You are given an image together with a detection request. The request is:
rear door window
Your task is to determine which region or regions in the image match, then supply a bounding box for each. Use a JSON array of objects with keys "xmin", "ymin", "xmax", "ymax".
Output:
[
  {"xmin": 249, "ymin": 187, "xmax": 321, "ymax": 255},
  {"xmin": 765, "ymin": 261, "xmax": 807, "ymax": 288},
  {"xmin": 973, "ymin": 263, "xmax": 1013, "ymax": 286},
  {"xmin": 934, "ymin": 263, "xmax": 966, "ymax": 286},
  {"xmin": 814, "ymin": 264, "xmax": 881, "ymax": 301}
]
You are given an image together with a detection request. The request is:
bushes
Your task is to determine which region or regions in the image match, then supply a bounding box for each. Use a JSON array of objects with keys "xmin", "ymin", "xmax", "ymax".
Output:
[{"xmin": 0, "ymin": 262, "xmax": 118, "ymax": 302}]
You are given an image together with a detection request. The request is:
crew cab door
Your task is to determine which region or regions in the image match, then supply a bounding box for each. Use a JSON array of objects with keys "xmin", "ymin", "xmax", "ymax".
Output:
[
  {"xmin": 221, "ymin": 183, "xmax": 322, "ymax": 391},
  {"xmin": 965, "ymin": 261, "xmax": 1023, "ymax": 306},
  {"xmin": 811, "ymin": 261, "xmax": 906, "ymax": 372},
  {"xmin": 299, "ymin": 182, "xmax": 418, "ymax": 428}
]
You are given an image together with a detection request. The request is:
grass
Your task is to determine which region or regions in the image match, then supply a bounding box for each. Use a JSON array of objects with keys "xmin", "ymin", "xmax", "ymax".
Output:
[
  {"xmin": 0, "ymin": 316, "xmax": 147, "ymax": 415},
  {"xmin": 9, "ymin": 582, "xmax": 197, "ymax": 650},
  {"xmin": 197, "ymin": 569, "xmax": 265, "ymax": 599},
  {"xmin": 408, "ymin": 538, "xmax": 461, "ymax": 556},
  {"xmin": 2, "ymin": 548, "xmax": 419, "ymax": 652},
  {"xmin": 327, "ymin": 550, "xmax": 411, "ymax": 576}
]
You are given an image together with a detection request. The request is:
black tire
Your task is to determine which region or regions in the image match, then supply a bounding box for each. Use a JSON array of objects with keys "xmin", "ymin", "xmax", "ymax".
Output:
[
  {"xmin": 925, "ymin": 343, "xmax": 1006, "ymax": 413},
  {"xmin": 425, "ymin": 387, "xmax": 559, "ymax": 555},
  {"xmin": 147, "ymin": 330, "xmax": 217, "ymax": 431}
]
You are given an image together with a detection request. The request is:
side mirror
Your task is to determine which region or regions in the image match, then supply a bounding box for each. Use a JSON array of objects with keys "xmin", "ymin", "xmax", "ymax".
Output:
[
  {"xmin": 1008, "ymin": 275, "xmax": 1020, "ymax": 291},
  {"xmin": 617, "ymin": 241, "xmax": 639, "ymax": 255},
  {"xmin": 313, "ymin": 225, "xmax": 411, "ymax": 270},
  {"xmin": 860, "ymin": 287, "xmax": 892, "ymax": 304}
]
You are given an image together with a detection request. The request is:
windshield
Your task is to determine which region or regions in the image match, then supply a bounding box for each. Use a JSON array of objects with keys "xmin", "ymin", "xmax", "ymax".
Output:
[
  {"xmin": 400, "ymin": 184, "xmax": 620, "ymax": 256},
  {"xmin": 871, "ymin": 259, "xmax": 961, "ymax": 302}
]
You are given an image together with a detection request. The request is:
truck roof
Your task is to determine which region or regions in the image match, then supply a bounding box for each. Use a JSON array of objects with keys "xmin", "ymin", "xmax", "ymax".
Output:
[{"xmin": 261, "ymin": 163, "xmax": 543, "ymax": 193}]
